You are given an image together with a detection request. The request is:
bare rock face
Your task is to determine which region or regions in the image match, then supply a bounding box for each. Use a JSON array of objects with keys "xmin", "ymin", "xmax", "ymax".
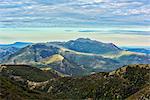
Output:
[{"xmin": 27, "ymin": 80, "xmax": 49, "ymax": 90}]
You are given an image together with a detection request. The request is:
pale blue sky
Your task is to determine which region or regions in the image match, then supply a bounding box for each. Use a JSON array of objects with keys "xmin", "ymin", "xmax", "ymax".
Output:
[{"xmin": 0, "ymin": 0, "xmax": 150, "ymax": 46}]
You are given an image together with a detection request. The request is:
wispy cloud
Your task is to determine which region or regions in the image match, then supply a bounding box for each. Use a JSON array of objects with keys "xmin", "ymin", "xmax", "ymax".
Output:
[
  {"xmin": 110, "ymin": 30, "xmax": 150, "ymax": 35},
  {"xmin": 79, "ymin": 30, "xmax": 101, "ymax": 32},
  {"xmin": 0, "ymin": 0, "xmax": 149, "ymax": 28}
]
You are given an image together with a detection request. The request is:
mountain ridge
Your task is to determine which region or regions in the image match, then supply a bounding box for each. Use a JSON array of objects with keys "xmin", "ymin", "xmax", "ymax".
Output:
[
  {"xmin": 1, "ymin": 38, "xmax": 150, "ymax": 76},
  {"xmin": 0, "ymin": 42, "xmax": 32, "ymax": 48}
]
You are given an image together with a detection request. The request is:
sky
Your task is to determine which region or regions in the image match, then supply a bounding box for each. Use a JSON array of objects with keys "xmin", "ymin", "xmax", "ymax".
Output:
[{"xmin": 0, "ymin": 0, "xmax": 150, "ymax": 46}]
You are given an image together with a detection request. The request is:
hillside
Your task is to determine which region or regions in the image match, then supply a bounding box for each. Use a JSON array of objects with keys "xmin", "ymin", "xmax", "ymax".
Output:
[
  {"xmin": 0, "ymin": 64, "xmax": 149, "ymax": 99},
  {"xmin": 0, "ymin": 75, "xmax": 52, "ymax": 100},
  {"xmin": 0, "ymin": 64, "xmax": 60, "ymax": 82},
  {"xmin": 0, "ymin": 47, "xmax": 19, "ymax": 63},
  {"xmin": 0, "ymin": 64, "xmax": 61, "ymax": 99},
  {"xmin": 2, "ymin": 43, "xmax": 122, "ymax": 76},
  {"xmin": 126, "ymin": 85, "xmax": 150, "ymax": 100},
  {"xmin": 45, "ymin": 64, "xmax": 150, "ymax": 99},
  {"xmin": 0, "ymin": 42, "xmax": 32, "ymax": 63}
]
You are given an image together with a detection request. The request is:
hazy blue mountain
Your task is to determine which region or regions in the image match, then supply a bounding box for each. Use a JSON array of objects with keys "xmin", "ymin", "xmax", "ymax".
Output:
[
  {"xmin": 63, "ymin": 38, "xmax": 122, "ymax": 54},
  {"xmin": 0, "ymin": 42, "xmax": 32, "ymax": 63},
  {"xmin": 0, "ymin": 42, "xmax": 32, "ymax": 48},
  {"xmin": 0, "ymin": 47, "xmax": 19, "ymax": 62},
  {"xmin": 122, "ymin": 47, "xmax": 150, "ymax": 55},
  {"xmin": 3, "ymin": 43, "xmax": 60, "ymax": 63},
  {"xmin": 115, "ymin": 54, "xmax": 149, "ymax": 65}
]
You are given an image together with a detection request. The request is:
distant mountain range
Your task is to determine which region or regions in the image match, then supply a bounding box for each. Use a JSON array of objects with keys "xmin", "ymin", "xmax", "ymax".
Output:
[
  {"xmin": 0, "ymin": 42, "xmax": 32, "ymax": 63},
  {"xmin": 121, "ymin": 47, "xmax": 150, "ymax": 55},
  {"xmin": 0, "ymin": 38, "xmax": 150, "ymax": 99},
  {"xmin": 1, "ymin": 64, "xmax": 149, "ymax": 99},
  {"xmin": 0, "ymin": 42, "xmax": 32, "ymax": 48},
  {"xmin": 1, "ymin": 38, "xmax": 149, "ymax": 76}
]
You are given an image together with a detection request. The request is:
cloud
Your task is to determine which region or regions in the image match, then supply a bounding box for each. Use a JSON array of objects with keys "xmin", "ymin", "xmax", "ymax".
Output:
[
  {"xmin": 113, "ymin": 5, "xmax": 150, "ymax": 15},
  {"xmin": 77, "ymin": 0, "xmax": 105, "ymax": 3},
  {"xmin": 78, "ymin": 30, "xmax": 100, "ymax": 32},
  {"xmin": 0, "ymin": 0, "xmax": 149, "ymax": 28},
  {"xmin": 110, "ymin": 30, "xmax": 150, "ymax": 35}
]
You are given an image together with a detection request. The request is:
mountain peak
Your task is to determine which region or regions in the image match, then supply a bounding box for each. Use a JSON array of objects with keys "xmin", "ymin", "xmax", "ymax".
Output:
[
  {"xmin": 75, "ymin": 38, "xmax": 102, "ymax": 43},
  {"xmin": 64, "ymin": 38, "xmax": 122, "ymax": 54},
  {"xmin": 14, "ymin": 42, "xmax": 31, "ymax": 45},
  {"xmin": 76, "ymin": 38, "xmax": 91, "ymax": 41}
]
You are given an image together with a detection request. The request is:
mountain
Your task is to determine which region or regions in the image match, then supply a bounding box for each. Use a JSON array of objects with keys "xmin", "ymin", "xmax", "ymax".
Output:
[
  {"xmin": 3, "ymin": 43, "xmax": 61, "ymax": 64},
  {"xmin": 123, "ymin": 47, "xmax": 150, "ymax": 55},
  {"xmin": 0, "ymin": 42, "xmax": 32, "ymax": 62},
  {"xmin": 63, "ymin": 38, "xmax": 122, "ymax": 54},
  {"xmin": 0, "ymin": 47, "xmax": 19, "ymax": 62},
  {"xmin": 3, "ymin": 43, "xmax": 121, "ymax": 76},
  {"xmin": 2, "ymin": 38, "xmax": 149, "ymax": 76},
  {"xmin": 0, "ymin": 42, "xmax": 32, "ymax": 48},
  {"xmin": 1, "ymin": 64, "xmax": 149, "ymax": 99}
]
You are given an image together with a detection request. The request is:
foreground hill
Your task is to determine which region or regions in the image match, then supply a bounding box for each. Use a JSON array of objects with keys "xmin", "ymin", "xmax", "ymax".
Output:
[
  {"xmin": 0, "ymin": 64, "xmax": 150, "ymax": 99},
  {"xmin": 0, "ymin": 64, "xmax": 61, "ymax": 99},
  {"xmin": 45, "ymin": 64, "xmax": 150, "ymax": 99},
  {"xmin": 0, "ymin": 64, "xmax": 60, "ymax": 82},
  {"xmin": 0, "ymin": 75, "xmax": 52, "ymax": 100},
  {"xmin": 126, "ymin": 85, "xmax": 150, "ymax": 100},
  {"xmin": 2, "ymin": 38, "xmax": 149, "ymax": 76}
]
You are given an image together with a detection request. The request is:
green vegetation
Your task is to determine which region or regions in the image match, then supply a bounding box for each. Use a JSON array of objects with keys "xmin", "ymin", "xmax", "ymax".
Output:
[
  {"xmin": 46, "ymin": 64, "xmax": 150, "ymax": 99},
  {"xmin": 0, "ymin": 75, "xmax": 54, "ymax": 100},
  {"xmin": 0, "ymin": 64, "xmax": 150, "ymax": 99},
  {"xmin": 1, "ymin": 65, "xmax": 59, "ymax": 82},
  {"xmin": 126, "ymin": 85, "xmax": 150, "ymax": 100}
]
